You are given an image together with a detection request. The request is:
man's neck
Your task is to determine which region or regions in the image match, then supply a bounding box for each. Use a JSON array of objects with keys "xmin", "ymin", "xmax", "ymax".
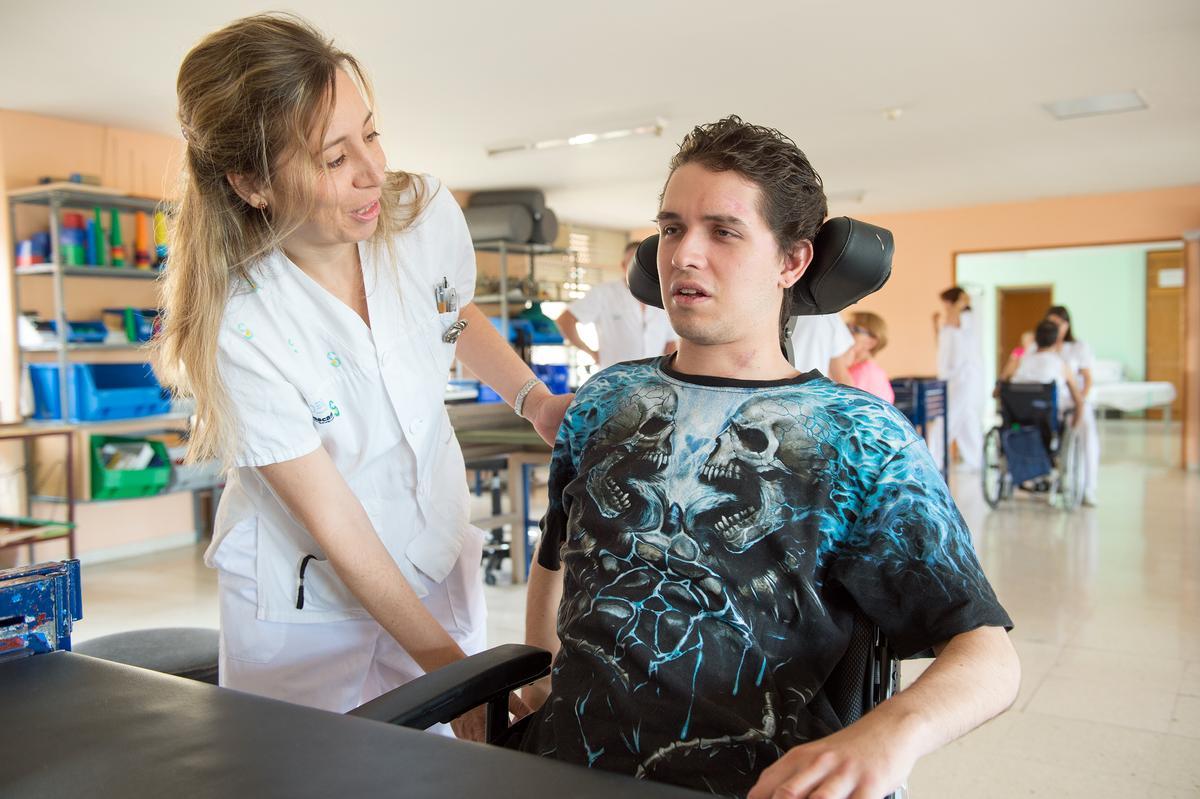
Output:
[{"xmin": 672, "ymin": 338, "xmax": 799, "ymax": 382}]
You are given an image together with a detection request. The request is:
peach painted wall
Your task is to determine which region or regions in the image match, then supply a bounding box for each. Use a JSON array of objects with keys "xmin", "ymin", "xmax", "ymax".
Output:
[{"xmin": 855, "ymin": 185, "xmax": 1200, "ymax": 378}]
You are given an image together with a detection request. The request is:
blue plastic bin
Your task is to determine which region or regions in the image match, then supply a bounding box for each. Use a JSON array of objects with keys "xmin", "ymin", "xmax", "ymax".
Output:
[
  {"xmin": 43, "ymin": 319, "xmax": 109, "ymax": 343},
  {"xmin": 533, "ymin": 364, "xmax": 571, "ymax": 395},
  {"xmin": 29, "ymin": 363, "xmax": 172, "ymax": 422},
  {"xmin": 477, "ymin": 384, "xmax": 504, "ymax": 403},
  {"xmin": 487, "ymin": 317, "xmax": 538, "ymax": 344}
]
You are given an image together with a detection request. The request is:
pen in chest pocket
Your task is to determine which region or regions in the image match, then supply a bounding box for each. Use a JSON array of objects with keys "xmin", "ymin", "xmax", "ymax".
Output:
[
  {"xmin": 435, "ymin": 276, "xmax": 468, "ymax": 342},
  {"xmin": 434, "ymin": 276, "xmax": 459, "ymax": 314}
]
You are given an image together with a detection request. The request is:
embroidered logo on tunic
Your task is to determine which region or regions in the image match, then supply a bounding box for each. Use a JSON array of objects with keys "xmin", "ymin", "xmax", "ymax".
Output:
[{"xmin": 310, "ymin": 399, "xmax": 341, "ymax": 424}]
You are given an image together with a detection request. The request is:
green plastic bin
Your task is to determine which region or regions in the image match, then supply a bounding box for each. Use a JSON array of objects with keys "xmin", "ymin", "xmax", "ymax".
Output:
[{"xmin": 90, "ymin": 435, "xmax": 172, "ymax": 500}]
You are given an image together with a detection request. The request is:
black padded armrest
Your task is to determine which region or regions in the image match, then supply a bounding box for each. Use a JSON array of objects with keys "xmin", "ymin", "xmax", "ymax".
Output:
[{"xmin": 347, "ymin": 644, "xmax": 551, "ymax": 730}]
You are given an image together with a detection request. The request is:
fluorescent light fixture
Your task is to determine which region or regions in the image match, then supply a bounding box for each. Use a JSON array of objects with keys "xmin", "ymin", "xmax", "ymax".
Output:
[
  {"xmin": 1044, "ymin": 90, "xmax": 1147, "ymax": 120},
  {"xmin": 487, "ymin": 119, "xmax": 666, "ymax": 157}
]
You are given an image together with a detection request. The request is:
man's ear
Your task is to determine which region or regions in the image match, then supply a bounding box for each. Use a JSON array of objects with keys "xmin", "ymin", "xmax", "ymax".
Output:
[
  {"xmin": 226, "ymin": 173, "xmax": 270, "ymax": 210},
  {"xmin": 779, "ymin": 240, "xmax": 813, "ymax": 289}
]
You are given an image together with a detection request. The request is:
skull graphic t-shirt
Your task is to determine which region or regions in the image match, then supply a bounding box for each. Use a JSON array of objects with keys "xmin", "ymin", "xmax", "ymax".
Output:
[{"xmin": 520, "ymin": 356, "xmax": 1011, "ymax": 796}]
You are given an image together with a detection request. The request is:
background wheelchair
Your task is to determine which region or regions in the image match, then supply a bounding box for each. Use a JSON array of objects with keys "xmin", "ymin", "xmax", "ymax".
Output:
[{"xmin": 982, "ymin": 382, "xmax": 1085, "ymax": 511}]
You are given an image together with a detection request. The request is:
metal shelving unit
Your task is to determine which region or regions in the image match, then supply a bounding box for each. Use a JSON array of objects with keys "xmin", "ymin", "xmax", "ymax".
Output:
[
  {"xmin": 472, "ymin": 239, "xmax": 579, "ymax": 339},
  {"xmin": 15, "ymin": 264, "xmax": 161, "ymax": 280},
  {"xmin": 9, "ymin": 183, "xmax": 165, "ymax": 423},
  {"xmin": 22, "ymin": 342, "xmax": 147, "ymax": 353}
]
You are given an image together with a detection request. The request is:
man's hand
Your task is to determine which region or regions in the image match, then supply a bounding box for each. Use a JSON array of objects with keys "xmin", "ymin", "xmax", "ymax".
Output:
[
  {"xmin": 449, "ymin": 705, "xmax": 488, "ymax": 742},
  {"xmin": 521, "ymin": 676, "xmax": 552, "ymax": 713},
  {"xmin": 748, "ymin": 716, "xmax": 919, "ymax": 799},
  {"xmin": 449, "ymin": 694, "xmax": 533, "ymax": 743}
]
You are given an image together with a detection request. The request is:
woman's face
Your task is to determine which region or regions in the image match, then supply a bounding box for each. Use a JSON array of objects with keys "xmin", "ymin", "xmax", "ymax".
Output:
[
  {"xmin": 1048, "ymin": 313, "xmax": 1069, "ymax": 343},
  {"xmin": 283, "ymin": 69, "xmax": 387, "ymax": 251},
  {"xmin": 850, "ymin": 325, "xmax": 876, "ymax": 365}
]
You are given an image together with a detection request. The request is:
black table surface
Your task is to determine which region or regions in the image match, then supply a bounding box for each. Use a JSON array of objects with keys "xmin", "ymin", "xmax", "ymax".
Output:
[{"xmin": 0, "ymin": 651, "xmax": 702, "ymax": 798}]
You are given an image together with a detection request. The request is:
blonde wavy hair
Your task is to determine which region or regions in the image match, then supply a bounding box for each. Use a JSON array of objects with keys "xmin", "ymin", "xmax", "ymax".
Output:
[{"xmin": 154, "ymin": 13, "xmax": 427, "ymax": 465}]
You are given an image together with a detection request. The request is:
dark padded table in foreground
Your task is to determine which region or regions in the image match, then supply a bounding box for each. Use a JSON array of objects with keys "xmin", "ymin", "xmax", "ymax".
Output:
[{"xmin": 1, "ymin": 651, "xmax": 702, "ymax": 798}]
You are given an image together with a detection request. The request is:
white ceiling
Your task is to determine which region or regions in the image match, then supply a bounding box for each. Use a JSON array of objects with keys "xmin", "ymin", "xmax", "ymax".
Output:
[{"xmin": 1, "ymin": 0, "xmax": 1198, "ymax": 229}]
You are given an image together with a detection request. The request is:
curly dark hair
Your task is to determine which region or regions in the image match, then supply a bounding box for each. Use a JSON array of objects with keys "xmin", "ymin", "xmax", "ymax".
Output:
[
  {"xmin": 666, "ymin": 115, "xmax": 827, "ymax": 251},
  {"xmin": 664, "ymin": 115, "xmax": 827, "ymax": 333}
]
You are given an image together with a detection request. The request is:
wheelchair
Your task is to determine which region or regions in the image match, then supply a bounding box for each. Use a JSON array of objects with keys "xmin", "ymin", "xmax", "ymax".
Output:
[
  {"xmin": 981, "ymin": 382, "xmax": 1085, "ymax": 511},
  {"xmin": 351, "ymin": 610, "xmax": 904, "ymax": 798}
]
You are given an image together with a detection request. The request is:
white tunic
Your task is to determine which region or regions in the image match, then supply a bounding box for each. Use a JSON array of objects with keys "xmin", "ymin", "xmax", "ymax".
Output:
[
  {"xmin": 1060, "ymin": 340, "xmax": 1095, "ymax": 376},
  {"xmin": 937, "ymin": 309, "xmax": 985, "ymax": 470},
  {"xmin": 1013, "ymin": 350, "xmax": 1073, "ymax": 412},
  {"xmin": 788, "ymin": 313, "xmax": 855, "ymax": 374},
  {"xmin": 568, "ymin": 281, "xmax": 676, "ymax": 369},
  {"xmin": 207, "ymin": 176, "xmax": 478, "ymax": 624}
]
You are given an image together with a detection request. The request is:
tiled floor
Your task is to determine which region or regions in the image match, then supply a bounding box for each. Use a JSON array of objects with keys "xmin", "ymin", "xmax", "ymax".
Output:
[{"xmin": 72, "ymin": 419, "xmax": 1199, "ymax": 797}]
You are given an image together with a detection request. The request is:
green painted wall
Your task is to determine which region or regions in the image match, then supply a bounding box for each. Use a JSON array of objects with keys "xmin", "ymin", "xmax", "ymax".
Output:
[{"xmin": 956, "ymin": 242, "xmax": 1180, "ymax": 396}]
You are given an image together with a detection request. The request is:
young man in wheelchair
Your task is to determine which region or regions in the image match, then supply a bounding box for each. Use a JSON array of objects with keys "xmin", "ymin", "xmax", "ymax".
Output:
[{"xmin": 518, "ymin": 117, "xmax": 1019, "ymax": 799}]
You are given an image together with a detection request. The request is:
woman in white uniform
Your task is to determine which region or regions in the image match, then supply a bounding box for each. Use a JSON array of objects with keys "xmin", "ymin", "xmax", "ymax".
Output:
[
  {"xmin": 935, "ymin": 286, "xmax": 985, "ymax": 470},
  {"xmin": 154, "ymin": 14, "xmax": 569, "ymax": 739},
  {"xmin": 1046, "ymin": 305, "xmax": 1100, "ymax": 505}
]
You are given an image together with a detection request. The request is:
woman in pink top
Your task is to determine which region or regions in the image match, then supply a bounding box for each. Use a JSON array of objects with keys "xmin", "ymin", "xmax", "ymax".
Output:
[{"xmin": 847, "ymin": 311, "xmax": 895, "ymax": 403}]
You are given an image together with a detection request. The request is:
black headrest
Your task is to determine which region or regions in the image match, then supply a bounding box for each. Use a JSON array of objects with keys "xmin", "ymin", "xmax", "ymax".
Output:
[{"xmin": 627, "ymin": 217, "xmax": 893, "ymax": 316}]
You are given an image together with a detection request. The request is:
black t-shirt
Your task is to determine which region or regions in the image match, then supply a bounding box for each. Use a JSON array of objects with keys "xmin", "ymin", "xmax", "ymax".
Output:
[{"xmin": 521, "ymin": 357, "xmax": 1012, "ymax": 796}]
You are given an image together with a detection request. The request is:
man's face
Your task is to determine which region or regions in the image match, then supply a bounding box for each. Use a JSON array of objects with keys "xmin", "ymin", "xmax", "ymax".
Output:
[{"xmin": 656, "ymin": 163, "xmax": 803, "ymax": 348}]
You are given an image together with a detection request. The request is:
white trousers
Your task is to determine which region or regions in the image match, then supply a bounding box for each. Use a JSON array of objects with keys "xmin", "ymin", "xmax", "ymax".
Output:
[
  {"xmin": 214, "ymin": 525, "xmax": 487, "ymax": 717},
  {"xmin": 947, "ymin": 381, "xmax": 984, "ymax": 471},
  {"xmin": 1077, "ymin": 403, "xmax": 1100, "ymax": 501}
]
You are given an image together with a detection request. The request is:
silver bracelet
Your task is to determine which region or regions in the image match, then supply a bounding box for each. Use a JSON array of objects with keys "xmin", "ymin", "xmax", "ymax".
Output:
[{"xmin": 513, "ymin": 378, "xmax": 543, "ymax": 419}]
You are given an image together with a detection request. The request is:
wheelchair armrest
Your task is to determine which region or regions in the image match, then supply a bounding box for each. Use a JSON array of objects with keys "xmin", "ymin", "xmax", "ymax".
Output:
[{"xmin": 347, "ymin": 644, "xmax": 551, "ymax": 730}]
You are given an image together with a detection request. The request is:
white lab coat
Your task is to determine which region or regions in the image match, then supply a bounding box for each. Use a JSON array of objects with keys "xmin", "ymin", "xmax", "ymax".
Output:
[
  {"xmin": 568, "ymin": 281, "xmax": 675, "ymax": 369},
  {"xmin": 788, "ymin": 314, "xmax": 854, "ymax": 375},
  {"xmin": 207, "ymin": 177, "xmax": 487, "ymax": 713},
  {"xmin": 937, "ymin": 309, "xmax": 985, "ymax": 470}
]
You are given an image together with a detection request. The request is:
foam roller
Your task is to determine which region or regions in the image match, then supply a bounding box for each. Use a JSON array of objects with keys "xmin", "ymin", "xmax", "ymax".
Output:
[
  {"xmin": 468, "ymin": 189, "xmax": 546, "ymax": 217},
  {"xmin": 530, "ymin": 207, "xmax": 559, "ymax": 245},
  {"xmin": 463, "ymin": 204, "xmax": 534, "ymax": 244}
]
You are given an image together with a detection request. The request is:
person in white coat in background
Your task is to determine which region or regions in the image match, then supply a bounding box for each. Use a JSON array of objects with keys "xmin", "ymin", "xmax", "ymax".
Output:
[
  {"xmin": 554, "ymin": 242, "xmax": 678, "ymax": 370},
  {"xmin": 1045, "ymin": 305, "xmax": 1100, "ymax": 505},
  {"xmin": 935, "ymin": 286, "xmax": 985, "ymax": 470},
  {"xmin": 788, "ymin": 313, "xmax": 855, "ymax": 383}
]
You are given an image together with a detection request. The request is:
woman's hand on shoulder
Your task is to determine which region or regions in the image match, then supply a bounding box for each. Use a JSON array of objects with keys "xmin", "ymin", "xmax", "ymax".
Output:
[{"xmin": 526, "ymin": 389, "xmax": 573, "ymax": 447}]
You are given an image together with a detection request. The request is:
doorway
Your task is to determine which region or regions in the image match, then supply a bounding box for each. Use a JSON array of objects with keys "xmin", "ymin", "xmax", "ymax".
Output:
[
  {"xmin": 997, "ymin": 285, "xmax": 1053, "ymax": 370},
  {"xmin": 1145, "ymin": 250, "xmax": 1184, "ymax": 419}
]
